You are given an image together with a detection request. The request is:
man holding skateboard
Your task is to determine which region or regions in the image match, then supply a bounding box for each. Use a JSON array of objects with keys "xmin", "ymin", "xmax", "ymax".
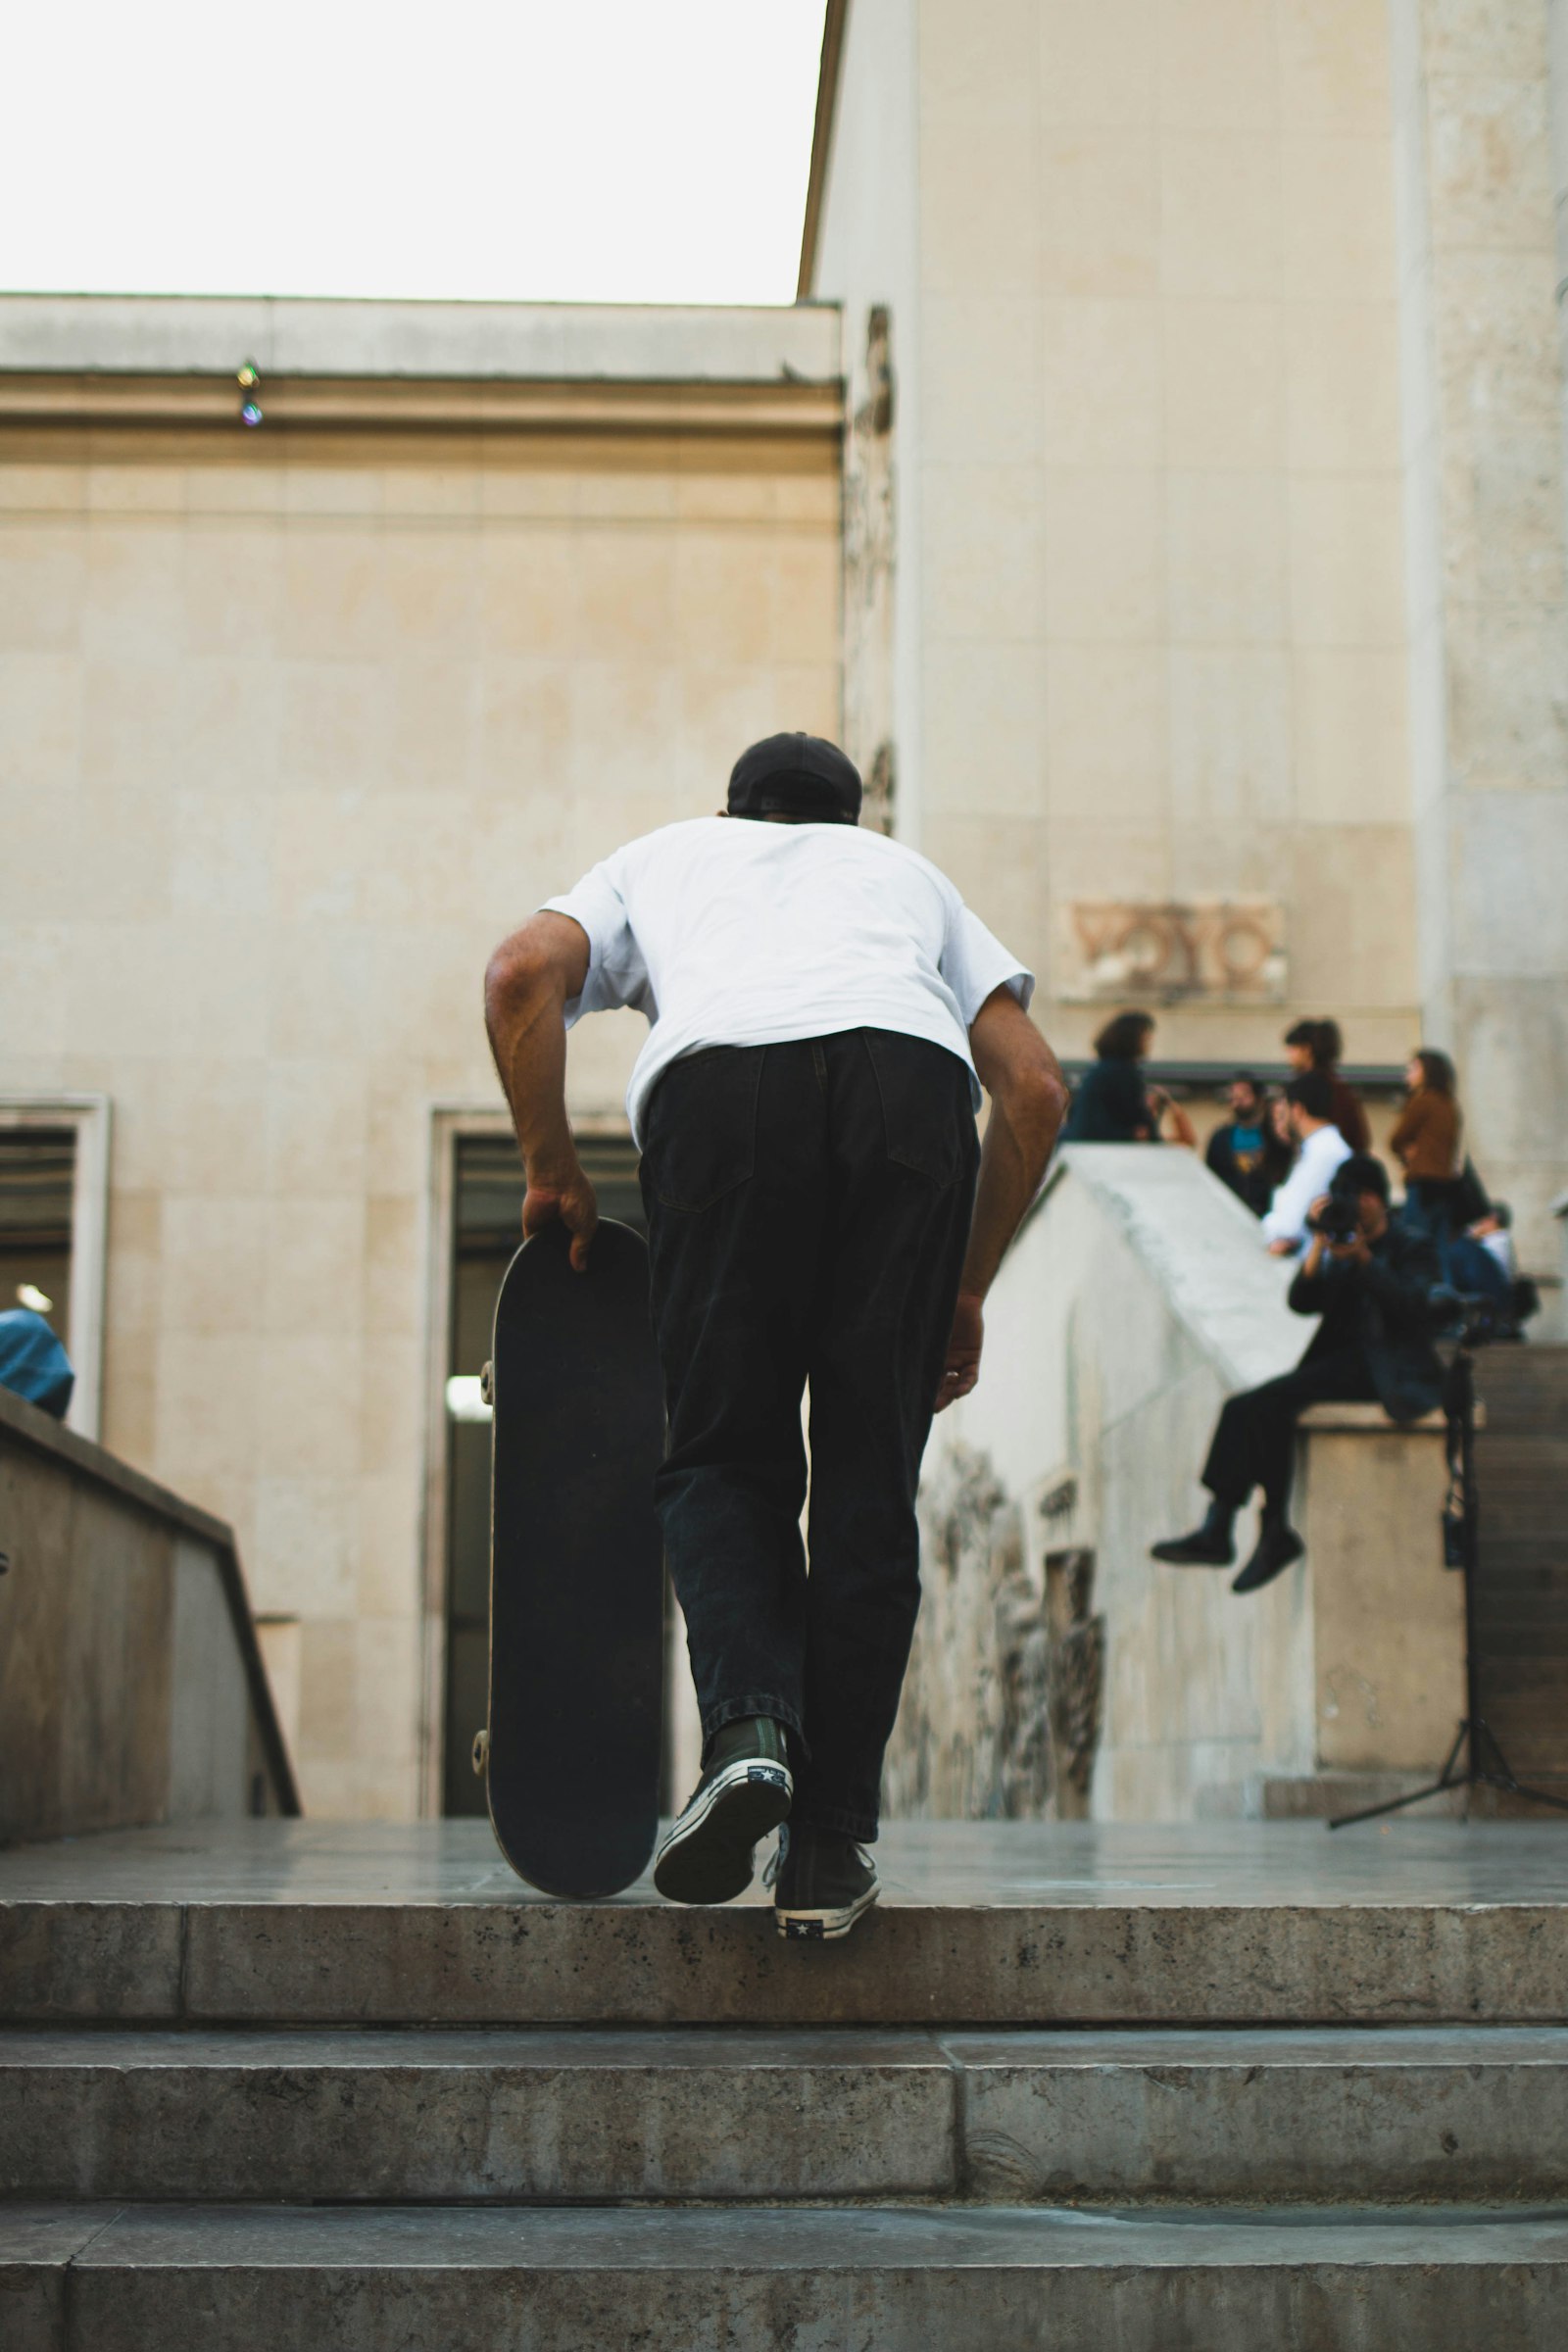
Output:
[{"xmin": 485, "ymin": 733, "xmax": 1066, "ymax": 1937}]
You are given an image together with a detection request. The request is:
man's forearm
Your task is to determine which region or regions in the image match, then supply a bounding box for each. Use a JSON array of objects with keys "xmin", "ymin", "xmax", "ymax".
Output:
[
  {"xmin": 958, "ymin": 1075, "xmax": 1066, "ymax": 1302},
  {"xmin": 483, "ymin": 917, "xmax": 600, "ymax": 1270},
  {"xmin": 485, "ymin": 964, "xmax": 575, "ymax": 1177}
]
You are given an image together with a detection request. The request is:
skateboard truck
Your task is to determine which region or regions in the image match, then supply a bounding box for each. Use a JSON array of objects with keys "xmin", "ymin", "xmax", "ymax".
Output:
[{"xmin": 471, "ymin": 1728, "xmax": 490, "ymax": 1777}]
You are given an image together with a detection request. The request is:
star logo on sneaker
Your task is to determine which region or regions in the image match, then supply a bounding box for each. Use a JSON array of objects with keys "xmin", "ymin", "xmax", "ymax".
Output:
[{"xmin": 747, "ymin": 1764, "xmax": 789, "ymax": 1789}]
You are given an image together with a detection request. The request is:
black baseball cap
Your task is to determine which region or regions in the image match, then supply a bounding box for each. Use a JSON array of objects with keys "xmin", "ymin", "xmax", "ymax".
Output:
[
  {"xmin": 1332, "ymin": 1152, "xmax": 1391, "ymax": 1202},
  {"xmin": 727, "ymin": 732, "xmax": 862, "ymax": 825}
]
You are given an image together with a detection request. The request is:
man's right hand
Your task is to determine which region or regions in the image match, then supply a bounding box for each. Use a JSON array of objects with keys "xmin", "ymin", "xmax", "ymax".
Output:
[
  {"xmin": 521, "ymin": 1158, "xmax": 600, "ymax": 1272},
  {"xmin": 935, "ymin": 1294, "xmax": 984, "ymax": 1412}
]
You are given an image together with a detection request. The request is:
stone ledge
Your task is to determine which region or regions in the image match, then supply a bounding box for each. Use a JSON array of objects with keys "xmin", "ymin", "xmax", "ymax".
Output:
[
  {"xmin": 1299, "ymin": 1403, "xmax": 1462, "ymax": 1434},
  {"xmin": 9, "ymin": 2201, "xmax": 1568, "ymax": 2352}
]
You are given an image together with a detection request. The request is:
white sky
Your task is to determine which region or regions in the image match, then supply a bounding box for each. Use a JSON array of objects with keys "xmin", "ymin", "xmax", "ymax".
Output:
[{"xmin": 2, "ymin": 2, "xmax": 827, "ymax": 307}]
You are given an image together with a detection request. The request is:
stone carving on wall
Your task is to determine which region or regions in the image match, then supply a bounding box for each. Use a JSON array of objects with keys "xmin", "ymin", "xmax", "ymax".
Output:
[
  {"xmin": 1057, "ymin": 900, "xmax": 1287, "ymax": 1004},
  {"xmin": 842, "ymin": 305, "xmax": 896, "ymax": 838},
  {"xmin": 885, "ymin": 1440, "xmax": 1104, "ymax": 1821},
  {"xmin": 1044, "ymin": 1545, "xmax": 1105, "ymax": 1821}
]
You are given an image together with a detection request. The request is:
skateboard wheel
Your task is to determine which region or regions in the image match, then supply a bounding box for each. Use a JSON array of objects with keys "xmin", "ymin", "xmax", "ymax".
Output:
[
  {"xmin": 479, "ymin": 1360, "xmax": 493, "ymax": 1407},
  {"xmin": 471, "ymin": 1727, "xmax": 490, "ymax": 1777}
]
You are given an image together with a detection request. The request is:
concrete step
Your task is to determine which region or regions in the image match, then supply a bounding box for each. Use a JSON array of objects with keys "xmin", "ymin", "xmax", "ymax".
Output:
[
  {"xmin": 6, "ymin": 1820, "xmax": 1568, "ymax": 2029},
  {"xmin": 0, "ymin": 2027, "xmax": 955, "ymax": 2205},
  {"xmin": 9, "ymin": 2200, "xmax": 1568, "ymax": 2350},
  {"xmin": 7, "ymin": 2025, "xmax": 1568, "ymax": 2207}
]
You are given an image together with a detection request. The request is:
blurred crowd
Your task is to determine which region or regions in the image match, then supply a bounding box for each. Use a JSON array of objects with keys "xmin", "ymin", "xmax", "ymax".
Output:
[{"xmin": 1063, "ymin": 1009, "xmax": 1520, "ymax": 1311}]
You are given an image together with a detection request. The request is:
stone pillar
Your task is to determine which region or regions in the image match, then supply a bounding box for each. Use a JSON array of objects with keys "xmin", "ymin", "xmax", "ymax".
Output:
[{"xmin": 1390, "ymin": 0, "xmax": 1568, "ymax": 1268}]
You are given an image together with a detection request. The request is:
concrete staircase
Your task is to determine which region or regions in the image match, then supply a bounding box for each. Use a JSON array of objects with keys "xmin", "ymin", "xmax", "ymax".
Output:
[{"xmin": 5, "ymin": 1818, "xmax": 1568, "ymax": 2346}]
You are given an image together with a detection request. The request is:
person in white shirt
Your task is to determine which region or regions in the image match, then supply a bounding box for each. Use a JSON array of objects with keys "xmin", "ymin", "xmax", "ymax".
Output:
[
  {"xmin": 484, "ymin": 733, "xmax": 1067, "ymax": 1939},
  {"xmin": 1260, "ymin": 1072, "xmax": 1353, "ymax": 1255}
]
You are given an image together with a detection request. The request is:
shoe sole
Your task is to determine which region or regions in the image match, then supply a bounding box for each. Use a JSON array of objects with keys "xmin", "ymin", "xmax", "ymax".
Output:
[
  {"xmin": 1231, "ymin": 1539, "xmax": 1305, "ymax": 1594},
  {"xmin": 775, "ymin": 1881, "xmax": 880, "ymax": 1941},
  {"xmin": 653, "ymin": 1760, "xmax": 792, "ymax": 1906},
  {"xmin": 1150, "ymin": 1545, "xmax": 1235, "ymax": 1567}
]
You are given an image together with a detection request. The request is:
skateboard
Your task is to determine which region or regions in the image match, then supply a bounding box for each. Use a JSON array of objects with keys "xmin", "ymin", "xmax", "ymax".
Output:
[{"xmin": 475, "ymin": 1216, "xmax": 665, "ymax": 1898}]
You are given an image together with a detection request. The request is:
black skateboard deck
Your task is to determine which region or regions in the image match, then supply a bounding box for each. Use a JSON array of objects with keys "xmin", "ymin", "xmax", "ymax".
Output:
[{"xmin": 478, "ymin": 1216, "xmax": 665, "ymax": 1898}]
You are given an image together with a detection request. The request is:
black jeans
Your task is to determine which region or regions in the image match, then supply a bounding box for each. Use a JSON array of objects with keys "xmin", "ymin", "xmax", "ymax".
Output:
[
  {"xmin": 1202, "ymin": 1345, "xmax": 1380, "ymax": 1519},
  {"xmin": 638, "ymin": 1029, "xmax": 979, "ymax": 1843}
]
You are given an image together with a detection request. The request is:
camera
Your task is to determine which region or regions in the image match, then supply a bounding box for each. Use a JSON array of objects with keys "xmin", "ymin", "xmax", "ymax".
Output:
[{"xmin": 1308, "ymin": 1195, "xmax": 1360, "ymax": 1246}]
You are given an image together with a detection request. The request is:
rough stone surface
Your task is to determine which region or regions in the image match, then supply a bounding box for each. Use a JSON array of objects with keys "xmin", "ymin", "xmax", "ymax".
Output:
[
  {"xmin": 0, "ymin": 2027, "xmax": 956, "ymax": 2203},
  {"xmin": 6, "ymin": 1819, "xmax": 1568, "ymax": 2028},
  {"xmin": 51, "ymin": 2203, "xmax": 1568, "ymax": 2352},
  {"xmin": 0, "ymin": 2207, "xmax": 115, "ymax": 2352},
  {"xmin": 9, "ymin": 2022, "xmax": 1568, "ymax": 2208},
  {"xmin": 950, "ymin": 2027, "xmax": 1568, "ymax": 2204}
]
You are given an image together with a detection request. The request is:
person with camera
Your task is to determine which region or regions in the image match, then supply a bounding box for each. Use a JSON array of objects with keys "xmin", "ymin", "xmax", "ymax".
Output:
[{"xmin": 1151, "ymin": 1155, "xmax": 1442, "ymax": 1593}]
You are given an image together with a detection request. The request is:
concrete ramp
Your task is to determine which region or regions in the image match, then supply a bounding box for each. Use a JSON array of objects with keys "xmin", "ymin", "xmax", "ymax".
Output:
[{"xmin": 0, "ymin": 1381, "xmax": 297, "ymax": 1842}]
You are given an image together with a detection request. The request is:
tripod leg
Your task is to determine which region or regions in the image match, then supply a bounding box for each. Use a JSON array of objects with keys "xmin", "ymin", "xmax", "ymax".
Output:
[
  {"xmin": 1327, "ymin": 1722, "xmax": 1470, "ymax": 1830},
  {"xmin": 1328, "ymin": 1773, "xmax": 1454, "ymax": 1831},
  {"xmin": 1471, "ymin": 1721, "xmax": 1568, "ymax": 1814}
]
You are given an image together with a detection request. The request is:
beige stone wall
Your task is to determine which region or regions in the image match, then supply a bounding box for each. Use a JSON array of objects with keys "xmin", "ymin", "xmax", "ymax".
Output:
[
  {"xmin": 1391, "ymin": 0, "xmax": 1568, "ymax": 1264},
  {"xmin": 0, "ymin": 420, "xmax": 839, "ymax": 1814},
  {"xmin": 818, "ymin": 0, "xmax": 1423, "ymax": 1072}
]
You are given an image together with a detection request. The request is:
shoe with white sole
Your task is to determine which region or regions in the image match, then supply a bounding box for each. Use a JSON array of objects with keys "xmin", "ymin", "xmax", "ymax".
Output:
[
  {"xmin": 653, "ymin": 1716, "xmax": 792, "ymax": 1906},
  {"xmin": 767, "ymin": 1820, "xmax": 879, "ymax": 1940}
]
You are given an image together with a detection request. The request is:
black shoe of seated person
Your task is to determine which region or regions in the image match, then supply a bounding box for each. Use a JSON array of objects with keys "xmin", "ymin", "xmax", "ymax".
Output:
[
  {"xmin": 1151, "ymin": 1497, "xmax": 1236, "ymax": 1567},
  {"xmin": 767, "ymin": 1820, "xmax": 880, "ymax": 1942},
  {"xmin": 653, "ymin": 1716, "xmax": 792, "ymax": 1906},
  {"xmin": 1231, "ymin": 1514, "xmax": 1305, "ymax": 1594}
]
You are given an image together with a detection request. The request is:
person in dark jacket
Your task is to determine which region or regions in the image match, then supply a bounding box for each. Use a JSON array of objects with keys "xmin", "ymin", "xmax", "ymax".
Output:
[
  {"xmin": 1151, "ymin": 1155, "xmax": 1441, "ymax": 1594},
  {"xmin": 1205, "ymin": 1072, "xmax": 1290, "ymax": 1216},
  {"xmin": 1064, "ymin": 1010, "xmax": 1197, "ymax": 1146}
]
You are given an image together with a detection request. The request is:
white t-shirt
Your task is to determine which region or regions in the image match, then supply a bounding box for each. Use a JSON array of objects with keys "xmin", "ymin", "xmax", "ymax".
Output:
[
  {"xmin": 542, "ymin": 816, "xmax": 1034, "ymax": 1145},
  {"xmin": 1260, "ymin": 1121, "xmax": 1353, "ymax": 1250}
]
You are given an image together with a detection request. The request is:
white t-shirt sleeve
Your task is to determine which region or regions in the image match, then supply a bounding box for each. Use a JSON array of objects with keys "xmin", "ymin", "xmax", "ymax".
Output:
[
  {"xmin": 941, "ymin": 898, "xmax": 1036, "ymax": 1028},
  {"xmin": 540, "ymin": 853, "xmax": 654, "ymax": 1026}
]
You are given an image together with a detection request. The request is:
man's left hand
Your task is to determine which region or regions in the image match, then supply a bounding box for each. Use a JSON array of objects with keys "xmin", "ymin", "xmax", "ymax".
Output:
[
  {"xmin": 935, "ymin": 1294, "xmax": 984, "ymax": 1412},
  {"xmin": 1328, "ymin": 1231, "xmax": 1372, "ymax": 1266},
  {"xmin": 521, "ymin": 1159, "xmax": 600, "ymax": 1272}
]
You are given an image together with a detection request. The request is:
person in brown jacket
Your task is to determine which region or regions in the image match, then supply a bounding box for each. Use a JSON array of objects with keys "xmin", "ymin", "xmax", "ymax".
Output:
[{"xmin": 1390, "ymin": 1048, "xmax": 1463, "ymax": 1272}]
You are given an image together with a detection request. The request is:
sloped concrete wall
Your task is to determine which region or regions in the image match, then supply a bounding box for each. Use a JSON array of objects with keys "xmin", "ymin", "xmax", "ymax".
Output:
[{"xmin": 0, "ymin": 1381, "xmax": 297, "ymax": 1842}]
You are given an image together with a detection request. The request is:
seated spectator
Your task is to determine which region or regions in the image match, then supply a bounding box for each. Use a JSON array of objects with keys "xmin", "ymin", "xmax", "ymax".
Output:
[
  {"xmin": 1448, "ymin": 1202, "xmax": 1514, "ymax": 1308},
  {"xmin": 1284, "ymin": 1018, "xmax": 1371, "ymax": 1151},
  {"xmin": 1151, "ymin": 1155, "xmax": 1442, "ymax": 1593},
  {"xmin": 1064, "ymin": 1010, "xmax": 1197, "ymax": 1147},
  {"xmin": 1205, "ymin": 1072, "xmax": 1291, "ymax": 1217},
  {"xmin": 1260, "ymin": 1072, "xmax": 1352, "ymax": 1255},
  {"xmin": 1391, "ymin": 1049, "xmax": 1464, "ymax": 1272},
  {"xmin": 0, "ymin": 1306, "xmax": 74, "ymax": 1420}
]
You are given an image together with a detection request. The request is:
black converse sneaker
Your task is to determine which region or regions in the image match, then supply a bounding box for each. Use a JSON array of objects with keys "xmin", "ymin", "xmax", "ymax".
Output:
[
  {"xmin": 653, "ymin": 1717, "xmax": 793, "ymax": 1906},
  {"xmin": 767, "ymin": 1821, "xmax": 879, "ymax": 1941}
]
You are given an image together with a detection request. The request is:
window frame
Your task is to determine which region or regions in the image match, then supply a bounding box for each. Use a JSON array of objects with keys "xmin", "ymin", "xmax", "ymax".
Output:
[{"xmin": 0, "ymin": 1095, "xmax": 111, "ymax": 1442}]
